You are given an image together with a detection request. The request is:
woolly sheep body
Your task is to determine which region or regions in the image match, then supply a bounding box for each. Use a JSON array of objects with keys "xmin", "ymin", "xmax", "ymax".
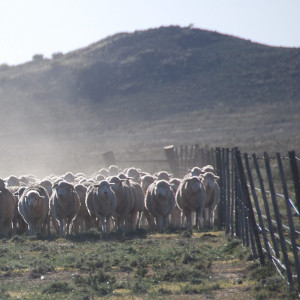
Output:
[
  {"xmin": 7, "ymin": 186, "xmax": 28, "ymax": 235},
  {"xmin": 0, "ymin": 186, "xmax": 15, "ymax": 236},
  {"xmin": 85, "ymin": 180, "xmax": 117, "ymax": 235},
  {"xmin": 108, "ymin": 176, "xmax": 134, "ymax": 230},
  {"xmin": 128, "ymin": 180, "xmax": 145, "ymax": 229},
  {"xmin": 169, "ymin": 178, "xmax": 182, "ymax": 228},
  {"xmin": 176, "ymin": 176, "xmax": 206, "ymax": 229},
  {"xmin": 201, "ymin": 172, "xmax": 220, "ymax": 227},
  {"xmin": 18, "ymin": 184, "xmax": 49, "ymax": 235},
  {"xmin": 50, "ymin": 181, "xmax": 80, "ymax": 235},
  {"xmin": 72, "ymin": 184, "xmax": 93, "ymax": 232},
  {"xmin": 145, "ymin": 180, "xmax": 175, "ymax": 232}
]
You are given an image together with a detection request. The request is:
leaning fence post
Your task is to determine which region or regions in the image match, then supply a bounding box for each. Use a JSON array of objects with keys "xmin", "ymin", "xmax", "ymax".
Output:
[
  {"xmin": 244, "ymin": 153, "xmax": 271, "ymax": 260},
  {"xmin": 221, "ymin": 148, "xmax": 226, "ymax": 226},
  {"xmin": 234, "ymin": 149, "xmax": 239, "ymax": 237},
  {"xmin": 264, "ymin": 151, "xmax": 293, "ymax": 289},
  {"xmin": 235, "ymin": 150, "xmax": 265, "ymax": 265},
  {"xmin": 231, "ymin": 148, "xmax": 235, "ymax": 237},
  {"xmin": 289, "ymin": 150, "xmax": 300, "ymax": 213},
  {"xmin": 277, "ymin": 152, "xmax": 300, "ymax": 291},
  {"xmin": 164, "ymin": 145, "xmax": 180, "ymax": 177},
  {"xmin": 215, "ymin": 147, "xmax": 222, "ymax": 227},
  {"xmin": 252, "ymin": 153, "xmax": 280, "ymax": 259},
  {"xmin": 226, "ymin": 148, "xmax": 231, "ymax": 234}
]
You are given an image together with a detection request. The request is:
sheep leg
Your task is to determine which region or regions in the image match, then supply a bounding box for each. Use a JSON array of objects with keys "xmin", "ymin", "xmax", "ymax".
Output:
[
  {"xmin": 195, "ymin": 210, "xmax": 202, "ymax": 228},
  {"xmin": 156, "ymin": 215, "xmax": 163, "ymax": 232},
  {"xmin": 131, "ymin": 212, "xmax": 137, "ymax": 230},
  {"xmin": 58, "ymin": 220, "xmax": 64, "ymax": 235},
  {"xmin": 136, "ymin": 212, "xmax": 142, "ymax": 229},
  {"xmin": 162, "ymin": 215, "xmax": 169, "ymax": 230}
]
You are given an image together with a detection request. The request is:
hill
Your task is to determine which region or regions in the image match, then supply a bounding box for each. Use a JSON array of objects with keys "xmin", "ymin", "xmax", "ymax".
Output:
[{"xmin": 0, "ymin": 26, "xmax": 299, "ymax": 177}]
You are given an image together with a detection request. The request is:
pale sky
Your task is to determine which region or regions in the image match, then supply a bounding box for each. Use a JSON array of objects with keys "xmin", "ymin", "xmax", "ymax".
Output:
[{"xmin": 0, "ymin": 0, "xmax": 299, "ymax": 65}]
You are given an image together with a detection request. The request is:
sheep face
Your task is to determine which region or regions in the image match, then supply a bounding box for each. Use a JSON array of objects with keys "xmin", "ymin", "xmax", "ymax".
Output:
[
  {"xmin": 25, "ymin": 191, "xmax": 45, "ymax": 209},
  {"xmin": 127, "ymin": 169, "xmax": 141, "ymax": 183},
  {"xmin": 108, "ymin": 176, "xmax": 122, "ymax": 194},
  {"xmin": 190, "ymin": 167, "xmax": 203, "ymax": 177},
  {"xmin": 94, "ymin": 181, "xmax": 114, "ymax": 200},
  {"xmin": 185, "ymin": 177, "xmax": 203, "ymax": 195},
  {"xmin": 155, "ymin": 171, "xmax": 172, "ymax": 181},
  {"xmin": 53, "ymin": 182, "xmax": 74, "ymax": 201},
  {"xmin": 154, "ymin": 180, "xmax": 172, "ymax": 200},
  {"xmin": 201, "ymin": 172, "xmax": 219, "ymax": 191}
]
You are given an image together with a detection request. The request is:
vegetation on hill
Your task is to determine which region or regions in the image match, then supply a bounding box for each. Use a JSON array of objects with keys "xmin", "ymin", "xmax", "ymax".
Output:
[{"xmin": 0, "ymin": 26, "xmax": 299, "ymax": 177}]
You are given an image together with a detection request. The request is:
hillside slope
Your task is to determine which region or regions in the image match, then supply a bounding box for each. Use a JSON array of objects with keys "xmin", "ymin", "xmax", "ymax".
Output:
[{"xmin": 0, "ymin": 26, "xmax": 299, "ymax": 177}]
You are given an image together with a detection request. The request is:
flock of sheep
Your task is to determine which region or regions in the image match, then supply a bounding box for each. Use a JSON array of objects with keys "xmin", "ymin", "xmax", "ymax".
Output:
[{"xmin": 0, "ymin": 164, "xmax": 220, "ymax": 237}]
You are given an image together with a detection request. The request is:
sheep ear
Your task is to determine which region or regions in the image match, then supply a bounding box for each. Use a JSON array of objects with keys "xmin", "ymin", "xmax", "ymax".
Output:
[
  {"xmin": 109, "ymin": 183, "xmax": 115, "ymax": 186},
  {"xmin": 52, "ymin": 183, "xmax": 58, "ymax": 189},
  {"xmin": 120, "ymin": 179, "xmax": 128, "ymax": 182},
  {"xmin": 94, "ymin": 184, "xmax": 100, "ymax": 188},
  {"xmin": 214, "ymin": 175, "xmax": 220, "ymax": 179},
  {"xmin": 169, "ymin": 174, "xmax": 173, "ymax": 177}
]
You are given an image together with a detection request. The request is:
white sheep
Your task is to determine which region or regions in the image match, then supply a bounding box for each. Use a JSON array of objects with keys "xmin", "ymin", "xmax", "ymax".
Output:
[
  {"xmin": 154, "ymin": 171, "xmax": 173, "ymax": 181},
  {"xmin": 8, "ymin": 186, "xmax": 28, "ymax": 235},
  {"xmin": 49, "ymin": 181, "xmax": 80, "ymax": 235},
  {"xmin": 201, "ymin": 165, "xmax": 215, "ymax": 173},
  {"xmin": 169, "ymin": 178, "xmax": 182, "ymax": 228},
  {"xmin": 0, "ymin": 185, "xmax": 15, "ymax": 236},
  {"xmin": 128, "ymin": 180, "xmax": 145, "ymax": 229},
  {"xmin": 72, "ymin": 184, "xmax": 93, "ymax": 233},
  {"xmin": 201, "ymin": 172, "xmax": 220, "ymax": 227},
  {"xmin": 98, "ymin": 168, "xmax": 109, "ymax": 178},
  {"xmin": 140, "ymin": 175, "xmax": 156, "ymax": 229},
  {"xmin": 5, "ymin": 175, "xmax": 20, "ymax": 187},
  {"xmin": 108, "ymin": 176, "xmax": 134, "ymax": 230},
  {"xmin": 176, "ymin": 176, "xmax": 206, "ymax": 229},
  {"xmin": 108, "ymin": 165, "xmax": 120, "ymax": 176},
  {"xmin": 126, "ymin": 167, "xmax": 141, "ymax": 183},
  {"xmin": 63, "ymin": 172, "xmax": 76, "ymax": 183},
  {"xmin": 85, "ymin": 180, "xmax": 117, "ymax": 235},
  {"xmin": 145, "ymin": 180, "xmax": 175, "ymax": 232},
  {"xmin": 18, "ymin": 184, "xmax": 50, "ymax": 235},
  {"xmin": 141, "ymin": 175, "xmax": 155, "ymax": 195}
]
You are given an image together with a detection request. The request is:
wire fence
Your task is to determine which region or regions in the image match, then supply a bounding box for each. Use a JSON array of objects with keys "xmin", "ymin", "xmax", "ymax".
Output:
[{"xmin": 164, "ymin": 145, "xmax": 300, "ymax": 293}]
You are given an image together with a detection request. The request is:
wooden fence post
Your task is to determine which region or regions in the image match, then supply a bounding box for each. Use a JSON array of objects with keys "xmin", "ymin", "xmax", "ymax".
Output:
[
  {"xmin": 221, "ymin": 148, "xmax": 226, "ymax": 226},
  {"xmin": 264, "ymin": 151, "xmax": 293, "ymax": 288},
  {"xmin": 289, "ymin": 150, "xmax": 300, "ymax": 213},
  {"xmin": 231, "ymin": 148, "xmax": 236, "ymax": 237},
  {"xmin": 164, "ymin": 145, "xmax": 180, "ymax": 177},
  {"xmin": 235, "ymin": 150, "xmax": 265, "ymax": 265},
  {"xmin": 215, "ymin": 147, "xmax": 222, "ymax": 227},
  {"xmin": 226, "ymin": 148, "xmax": 231, "ymax": 234}
]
